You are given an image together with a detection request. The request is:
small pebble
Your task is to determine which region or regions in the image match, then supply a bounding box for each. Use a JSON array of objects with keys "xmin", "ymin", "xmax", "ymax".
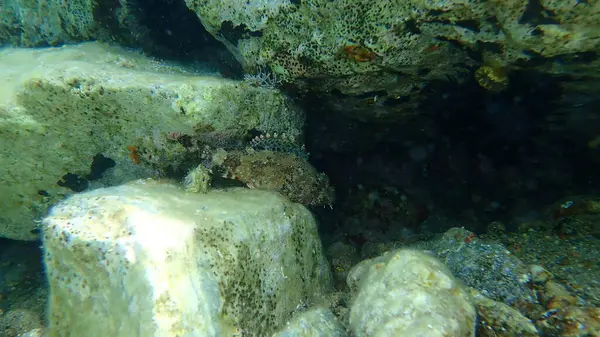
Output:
[{"xmin": 530, "ymin": 264, "xmax": 552, "ymax": 284}]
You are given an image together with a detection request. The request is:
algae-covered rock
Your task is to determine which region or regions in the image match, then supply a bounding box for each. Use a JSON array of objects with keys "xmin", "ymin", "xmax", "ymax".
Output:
[
  {"xmin": 0, "ymin": 308, "xmax": 44, "ymax": 337},
  {"xmin": 186, "ymin": 0, "xmax": 600, "ymax": 79},
  {"xmin": 536, "ymin": 306, "xmax": 600, "ymax": 337},
  {"xmin": 470, "ymin": 288, "xmax": 538, "ymax": 337},
  {"xmin": 183, "ymin": 163, "xmax": 212, "ymax": 193},
  {"xmin": 347, "ymin": 249, "xmax": 476, "ymax": 337},
  {"xmin": 0, "ymin": 42, "xmax": 303, "ymax": 241},
  {"xmin": 326, "ymin": 241, "xmax": 360, "ymax": 290},
  {"xmin": 0, "ymin": 0, "xmax": 156, "ymax": 48},
  {"xmin": 272, "ymin": 307, "xmax": 347, "ymax": 337},
  {"xmin": 185, "ymin": 0, "xmax": 470, "ymax": 93},
  {"xmin": 0, "ymin": 0, "xmax": 96, "ymax": 46},
  {"xmin": 41, "ymin": 180, "xmax": 332, "ymax": 337},
  {"xmin": 184, "ymin": 0, "xmax": 600, "ymax": 117},
  {"xmin": 429, "ymin": 228, "xmax": 536, "ymax": 308}
]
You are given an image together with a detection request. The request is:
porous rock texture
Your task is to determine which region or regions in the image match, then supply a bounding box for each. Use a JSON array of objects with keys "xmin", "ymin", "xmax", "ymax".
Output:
[
  {"xmin": 0, "ymin": 0, "xmax": 97, "ymax": 46},
  {"xmin": 187, "ymin": 0, "xmax": 600, "ymax": 83},
  {"xmin": 42, "ymin": 180, "xmax": 332, "ymax": 337},
  {"xmin": 0, "ymin": 0, "xmax": 149, "ymax": 47},
  {"xmin": 185, "ymin": 0, "xmax": 600, "ymax": 117},
  {"xmin": 0, "ymin": 42, "xmax": 303, "ymax": 241},
  {"xmin": 347, "ymin": 249, "xmax": 476, "ymax": 337}
]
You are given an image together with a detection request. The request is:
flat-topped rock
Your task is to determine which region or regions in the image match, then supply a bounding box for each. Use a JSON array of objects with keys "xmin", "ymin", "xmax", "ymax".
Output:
[
  {"xmin": 0, "ymin": 42, "xmax": 303, "ymax": 240},
  {"xmin": 42, "ymin": 180, "xmax": 332, "ymax": 337}
]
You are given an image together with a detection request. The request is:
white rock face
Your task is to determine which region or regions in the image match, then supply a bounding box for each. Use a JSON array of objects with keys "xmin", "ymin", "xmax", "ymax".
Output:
[
  {"xmin": 347, "ymin": 249, "xmax": 476, "ymax": 337},
  {"xmin": 42, "ymin": 180, "xmax": 332, "ymax": 337},
  {"xmin": 0, "ymin": 42, "xmax": 303, "ymax": 240}
]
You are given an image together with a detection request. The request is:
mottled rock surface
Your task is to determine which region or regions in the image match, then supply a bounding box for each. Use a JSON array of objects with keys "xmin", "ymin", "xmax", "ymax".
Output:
[
  {"xmin": 347, "ymin": 249, "xmax": 476, "ymax": 337},
  {"xmin": 185, "ymin": 0, "xmax": 600, "ymax": 97},
  {"xmin": 42, "ymin": 180, "xmax": 332, "ymax": 337},
  {"xmin": 0, "ymin": 42, "xmax": 303, "ymax": 240}
]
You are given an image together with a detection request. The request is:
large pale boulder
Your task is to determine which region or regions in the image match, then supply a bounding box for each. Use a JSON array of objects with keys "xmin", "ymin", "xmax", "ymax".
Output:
[
  {"xmin": 41, "ymin": 180, "xmax": 332, "ymax": 337},
  {"xmin": 0, "ymin": 42, "xmax": 303, "ymax": 240},
  {"xmin": 347, "ymin": 249, "xmax": 476, "ymax": 337}
]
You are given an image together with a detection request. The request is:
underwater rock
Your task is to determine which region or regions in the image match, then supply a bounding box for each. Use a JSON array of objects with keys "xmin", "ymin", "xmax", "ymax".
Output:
[
  {"xmin": 0, "ymin": 308, "xmax": 44, "ymax": 337},
  {"xmin": 272, "ymin": 307, "xmax": 346, "ymax": 337},
  {"xmin": 41, "ymin": 180, "xmax": 332, "ymax": 337},
  {"xmin": 185, "ymin": 0, "xmax": 600, "ymax": 111},
  {"xmin": 529, "ymin": 264, "xmax": 553, "ymax": 285},
  {"xmin": 537, "ymin": 306, "xmax": 600, "ymax": 337},
  {"xmin": 541, "ymin": 281, "xmax": 579, "ymax": 311},
  {"xmin": 0, "ymin": 42, "xmax": 303, "ymax": 241},
  {"xmin": 346, "ymin": 249, "xmax": 476, "ymax": 337},
  {"xmin": 0, "ymin": 0, "xmax": 155, "ymax": 49},
  {"xmin": 0, "ymin": 0, "xmax": 97, "ymax": 46},
  {"xmin": 429, "ymin": 227, "xmax": 536, "ymax": 309},
  {"xmin": 326, "ymin": 241, "xmax": 360, "ymax": 290},
  {"xmin": 471, "ymin": 288, "xmax": 539, "ymax": 337},
  {"xmin": 183, "ymin": 163, "xmax": 212, "ymax": 193}
]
